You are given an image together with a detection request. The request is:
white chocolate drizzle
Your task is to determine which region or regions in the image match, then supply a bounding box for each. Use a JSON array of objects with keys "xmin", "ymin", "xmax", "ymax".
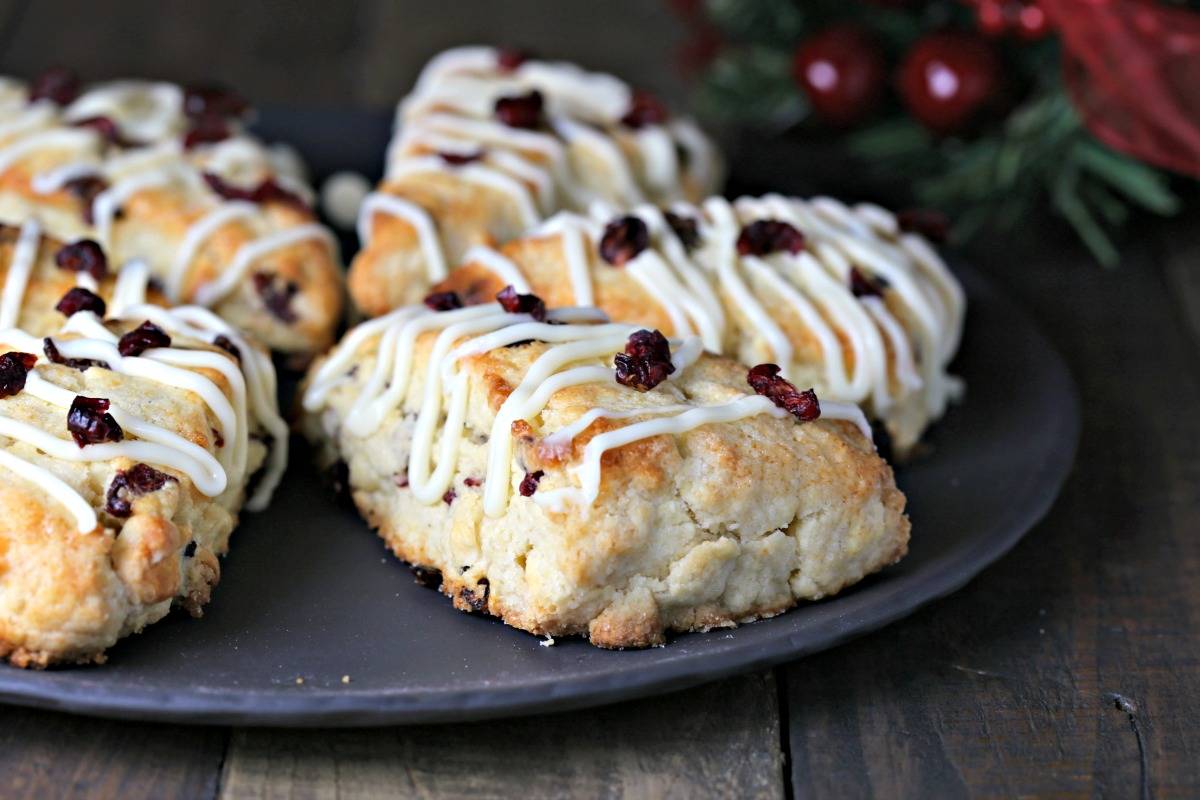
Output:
[{"xmin": 305, "ymin": 302, "xmax": 869, "ymax": 520}]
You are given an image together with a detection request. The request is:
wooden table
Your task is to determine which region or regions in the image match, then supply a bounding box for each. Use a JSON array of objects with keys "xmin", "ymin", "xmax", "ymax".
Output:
[{"xmin": 1, "ymin": 2, "xmax": 1198, "ymax": 797}]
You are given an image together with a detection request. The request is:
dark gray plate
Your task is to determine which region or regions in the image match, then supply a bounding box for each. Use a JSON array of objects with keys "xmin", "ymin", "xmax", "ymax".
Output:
[{"xmin": 0, "ymin": 113, "xmax": 1080, "ymax": 727}]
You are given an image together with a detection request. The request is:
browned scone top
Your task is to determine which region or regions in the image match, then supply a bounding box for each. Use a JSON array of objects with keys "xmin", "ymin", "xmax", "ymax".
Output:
[
  {"xmin": 0, "ymin": 75, "xmax": 344, "ymax": 362},
  {"xmin": 302, "ymin": 309, "xmax": 909, "ymax": 648}
]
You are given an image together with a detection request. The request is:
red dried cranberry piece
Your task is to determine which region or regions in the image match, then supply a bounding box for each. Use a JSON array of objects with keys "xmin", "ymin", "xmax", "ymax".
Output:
[
  {"xmin": 55, "ymin": 287, "xmax": 107, "ymax": 318},
  {"xmin": 747, "ymin": 364, "xmax": 821, "ymax": 422},
  {"xmin": 183, "ymin": 85, "xmax": 249, "ymax": 120},
  {"xmin": 614, "ymin": 329, "xmax": 675, "ymax": 392},
  {"xmin": 897, "ymin": 208, "xmax": 949, "ymax": 244},
  {"xmin": 496, "ymin": 47, "xmax": 531, "ymax": 72},
  {"xmin": 68, "ymin": 395, "xmax": 123, "ymax": 447},
  {"xmin": 117, "ymin": 321, "xmax": 171, "ymax": 357},
  {"xmin": 104, "ymin": 463, "xmax": 175, "ymax": 518},
  {"xmin": 394, "ymin": 471, "xmax": 409, "ymax": 488},
  {"xmin": 54, "ymin": 239, "xmax": 108, "ymax": 280},
  {"xmin": 495, "ymin": 285, "xmax": 546, "ymax": 322},
  {"xmin": 202, "ymin": 171, "xmax": 254, "ymax": 202},
  {"xmin": 203, "ymin": 172, "xmax": 309, "ymax": 212},
  {"xmin": 63, "ymin": 176, "xmax": 108, "ymax": 224},
  {"xmin": 620, "ymin": 90, "xmax": 669, "ymax": 129},
  {"xmin": 183, "ymin": 115, "xmax": 231, "ymax": 149},
  {"xmin": 438, "ymin": 150, "xmax": 483, "ymax": 166},
  {"xmin": 664, "ymin": 211, "xmax": 700, "ymax": 252},
  {"xmin": 28, "ymin": 67, "xmax": 80, "ymax": 106},
  {"xmin": 212, "ymin": 334, "xmax": 241, "ymax": 362},
  {"xmin": 72, "ymin": 116, "xmax": 124, "ymax": 146},
  {"xmin": 0, "ymin": 352, "xmax": 37, "ymax": 398},
  {"xmin": 494, "ymin": 90, "xmax": 544, "ymax": 129},
  {"xmin": 44, "ymin": 338, "xmax": 107, "ymax": 371},
  {"xmin": 423, "ymin": 291, "xmax": 463, "ymax": 312},
  {"xmin": 252, "ymin": 272, "xmax": 299, "ymax": 323},
  {"xmin": 736, "ymin": 220, "xmax": 806, "ymax": 257},
  {"xmin": 599, "ymin": 216, "xmax": 650, "ymax": 266},
  {"xmin": 518, "ymin": 470, "xmax": 544, "ymax": 497},
  {"xmin": 464, "ymin": 476, "xmax": 483, "ymax": 487},
  {"xmin": 849, "ymin": 267, "xmax": 885, "ymax": 298},
  {"xmin": 442, "ymin": 489, "xmax": 457, "ymax": 505}
]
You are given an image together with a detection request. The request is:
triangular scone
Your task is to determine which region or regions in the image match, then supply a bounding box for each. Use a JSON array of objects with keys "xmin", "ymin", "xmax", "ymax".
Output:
[
  {"xmin": 429, "ymin": 196, "xmax": 964, "ymax": 455},
  {"xmin": 0, "ymin": 227, "xmax": 287, "ymax": 666},
  {"xmin": 0, "ymin": 74, "xmax": 343, "ymax": 363},
  {"xmin": 348, "ymin": 46, "xmax": 722, "ymax": 315},
  {"xmin": 302, "ymin": 298, "xmax": 908, "ymax": 648}
]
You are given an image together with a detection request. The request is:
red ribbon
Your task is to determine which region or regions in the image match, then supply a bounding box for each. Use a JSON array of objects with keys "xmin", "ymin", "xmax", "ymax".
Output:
[{"xmin": 1041, "ymin": 0, "xmax": 1200, "ymax": 177}]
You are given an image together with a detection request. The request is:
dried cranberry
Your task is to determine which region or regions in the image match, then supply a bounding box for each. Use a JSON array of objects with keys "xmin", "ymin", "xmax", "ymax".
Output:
[
  {"xmin": 212, "ymin": 334, "xmax": 241, "ymax": 362},
  {"xmin": 63, "ymin": 176, "xmax": 108, "ymax": 224},
  {"xmin": 518, "ymin": 470, "xmax": 544, "ymax": 497},
  {"xmin": 67, "ymin": 395, "xmax": 123, "ymax": 447},
  {"xmin": 183, "ymin": 115, "xmax": 231, "ymax": 149},
  {"xmin": 202, "ymin": 173, "xmax": 309, "ymax": 212},
  {"xmin": 394, "ymin": 471, "xmax": 409, "ymax": 488},
  {"xmin": 44, "ymin": 337, "xmax": 107, "ymax": 371},
  {"xmin": 599, "ymin": 216, "xmax": 650, "ymax": 266},
  {"xmin": 438, "ymin": 150, "xmax": 483, "ymax": 166},
  {"xmin": 664, "ymin": 211, "xmax": 700, "ymax": 252},
  {"xmin": 105, "ymin": 463, "xmax": 175, "ymax": 517},
  {"xmin": 183, "ymin": 85, "xmax": 248, "ymax": 120},
  {"xmin": 424, "ymin": 291, "xmax": 463, "ymax": 312},
  {"xmin": 460, "ymin": 578, "xmax": 489, "ymax": 612},
  {"xmin": 410, "ymin": 565, "xmax": 442, "ymax": 589},
  {"xmin": 464, "ymin": 476, "xmax": 483, "ymax": 487},
  {"xmin": 72, "ymin": 115, "xmax": 124, "ymax": 146},
  {"xmin": 54, "ymin": 239, "xmax": 108, "ymax": 280},
  {"xmin": 849, "ymin": 267, "xmax": 885, "ymax": 298},
  {"xmin": 496, "ymin": 48, "xmax": 531, "ymax": 72},
  {"xmin": 494, "ymin": 90, "xmax": 544, "ymax": 129},
  {"xmin": 117, "ymin": 321, "xmax": 171, "ymax": 357},
  {"xmin": 620, "ymin": 90, "xmax": 669, "ymax": 129},
  {"xmin": 614, "ymin": 329, "xmax": 675, "ymax": 392},
  {"xmin": 0, "ymin": 352, "xmax": 37, "ymax": 398},
  {"xmin": 897, "ymin": 208, "xmax": 949, "ymax": 244},
  {"xmin": 442, "ymin": 489, "xmax": 457, "ymax": 505},
  {"xmin": 747, "ymin": 364, "xmax": 821, "ymax": 422},
  {"xmin": 736, "ymin": 220, "xmax": 806, "ymax": 257},
  {"xmin": 252, "ymin": 272, "xmax": 299, "ymax": 323},
  {"xmin": 55, "ymin": 287, "xmax": 107, "ymax": 318},
  {"xmin": 496, "ymin": 285, "xmax": 546, "ymax": 322},
  {"xmin": 28, "ymin": 67, "xmax": 80, "ymax": 106}
]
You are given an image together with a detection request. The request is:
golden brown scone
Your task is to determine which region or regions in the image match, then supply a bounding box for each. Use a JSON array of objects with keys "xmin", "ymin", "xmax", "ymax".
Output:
[
  {"xmin": 0, "ymin": 227, "xmax": 288, "ymax": 666},
  {"xmin": 433, "ymin": 196, "xmax": 966, "ymax": 454},
  {"xmin": 348, "ymin": 45, "xmax": 722, "ymax": 317},
  {"xmin": 0, "ymin": 73, "xmax": 343, "ymax": 362},
  {"xmin": 301, "ymin": 299, "xmax": 908, "ymax": 648}
]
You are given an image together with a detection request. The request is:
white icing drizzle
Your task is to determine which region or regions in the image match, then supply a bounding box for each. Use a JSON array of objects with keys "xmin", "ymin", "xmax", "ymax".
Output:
[
  {"xmin": 358, "ymin": 192, "xmax": 447, "ymax": 282},
  {"xmin": 0, "ymin": 219, "xmax": 41, "ymax": 329},
  {"xmin": 365, "ymin": 46, "xmax": 721, "ymax": 291},
  {"xmin": 0, "ymin": 80, "xmax": 332, "ymax": 318},
  {"xmin": 305, "ymin": 302, "xmax": 865, "ymax": 520},
  {"xmin": 191, "ymin": 223, "xmax": 335, "ymax": 307},
  {"xmin": 0, "ymin": 248, "xmax": 289, "ymax": 529}
]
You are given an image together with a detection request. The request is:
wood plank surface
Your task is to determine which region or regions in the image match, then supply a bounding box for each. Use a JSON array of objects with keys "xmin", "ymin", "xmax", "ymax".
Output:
[
  {"xmin": 785, "ymin": 223, "xmax": 1200, "ymax": 798},
  {"xmin": 0, "ymin": 707, "xmax": 227, "ymax": 800},
  {"xmin": 218, "ymin": 673, "xmax": 783, "ymax": 800}
]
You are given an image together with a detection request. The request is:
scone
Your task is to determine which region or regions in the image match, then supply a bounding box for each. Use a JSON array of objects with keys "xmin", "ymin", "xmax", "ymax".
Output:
[
  {"xmin": 0, "ymin": 223, "xmax": 288, "ymax": 666},
  {"xmin": 348, "ymin": 46, "xmax": 723, "ymax": 315},
  {"xmin": 430, "ymin": 195, "xmax": 965, "ymax": 454},
  {"xmin": 0, "ymin": 70, "xmax": 343, "ymax": 363},
  {"xmin": 301, "ymin": 293, "xmax": 909, "ymax": 648}
]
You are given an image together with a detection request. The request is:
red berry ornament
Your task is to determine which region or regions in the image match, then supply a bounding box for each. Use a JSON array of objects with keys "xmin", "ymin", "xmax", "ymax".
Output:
[
  {"xmin": 897, "ymin": 33, "xmax": 1001, "ymax": 135},
  {"xmin": 792, "ymin": 25, "xmax": 886, "ymax": 127}
]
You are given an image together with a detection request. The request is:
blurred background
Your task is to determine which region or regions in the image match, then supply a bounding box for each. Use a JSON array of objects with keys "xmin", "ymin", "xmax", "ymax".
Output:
[{"xmin": 1, "ymin": 0, "xmax": 1196, "ymax": 264}]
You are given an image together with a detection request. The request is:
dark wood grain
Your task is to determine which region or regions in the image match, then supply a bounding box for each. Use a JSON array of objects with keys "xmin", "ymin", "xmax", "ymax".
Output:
[
  {"xmin": 785, "ymin": 221, "xmax": 1200, "ymax": 799},
  {"xmin": 0, "ymin": 707, "xmax": 227, "ymax": 800},
  {"xmin": 219, "ymin": 673, "xmax": 784, "ymax": 800}
]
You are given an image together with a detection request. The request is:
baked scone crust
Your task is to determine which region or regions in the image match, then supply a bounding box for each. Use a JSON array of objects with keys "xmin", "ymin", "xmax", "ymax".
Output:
[{"xmin": 303, "ymin": 309, "xmax": 909, "ymax": 648}]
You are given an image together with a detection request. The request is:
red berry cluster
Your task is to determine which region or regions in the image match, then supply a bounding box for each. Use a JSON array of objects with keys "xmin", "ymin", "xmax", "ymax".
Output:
[{"xmin": 968, "ymin": 0, "xmax": 1052, "ymax": 40}]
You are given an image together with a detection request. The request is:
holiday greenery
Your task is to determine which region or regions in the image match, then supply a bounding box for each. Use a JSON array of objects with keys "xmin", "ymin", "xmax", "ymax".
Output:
[{"xmin": 675, "ymin": 0, "xmax": 1192, "ymax": 266}]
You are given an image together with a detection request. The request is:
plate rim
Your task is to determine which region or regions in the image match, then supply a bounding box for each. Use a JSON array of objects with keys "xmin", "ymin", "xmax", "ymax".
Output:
[{"xmin": 0, "ymin": 262, "xmax": 1081, "ymax": 727}]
